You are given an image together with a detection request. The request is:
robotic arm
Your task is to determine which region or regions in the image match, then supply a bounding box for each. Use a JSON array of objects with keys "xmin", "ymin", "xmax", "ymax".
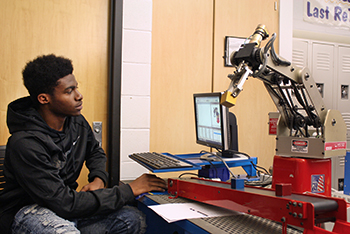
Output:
[{"xmin": 221, "ymin": 24, "xmax": 347, "ymax": 159}]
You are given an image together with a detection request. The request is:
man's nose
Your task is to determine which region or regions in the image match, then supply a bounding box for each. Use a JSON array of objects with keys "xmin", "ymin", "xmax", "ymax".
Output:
[{"xmin": 76, "ymin": 90, "xmax": 83, "ymax": 100}]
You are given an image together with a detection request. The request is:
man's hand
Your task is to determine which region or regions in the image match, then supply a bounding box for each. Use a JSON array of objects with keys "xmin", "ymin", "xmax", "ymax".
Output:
[
  {"xmin": 80, "ymin": 177, "xmax": 105, "ymax": 192},
  {"xmin": 128, "ymin": 174, "xmax": 167, "ymax": 196}
]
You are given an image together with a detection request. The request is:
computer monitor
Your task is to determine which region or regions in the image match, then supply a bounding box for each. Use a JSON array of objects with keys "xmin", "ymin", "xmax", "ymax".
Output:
[{"xmin": 193, "ymin": 92, "xmax": 230, "ymax": 152}]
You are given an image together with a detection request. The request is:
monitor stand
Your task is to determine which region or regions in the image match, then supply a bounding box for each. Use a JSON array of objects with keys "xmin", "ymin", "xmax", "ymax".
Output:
[
  {"xmin": 221, "ymin": 112, "xmax": 239, "ymax": 158},
  {"xmin": 220, "ymin": 150, "xmax": 240, "ymax": 158}
]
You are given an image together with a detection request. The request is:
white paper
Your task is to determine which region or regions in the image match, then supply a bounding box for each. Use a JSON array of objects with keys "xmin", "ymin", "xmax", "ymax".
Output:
[{"xmin": 148, "ymin": 202, "xmax": 240, "ymax": 223}]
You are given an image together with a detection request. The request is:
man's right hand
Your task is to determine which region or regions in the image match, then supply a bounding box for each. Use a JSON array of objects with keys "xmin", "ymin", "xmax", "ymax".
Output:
[{"xmin": 128, "ymin": 174, "xmax": 167, "ymax": 196}]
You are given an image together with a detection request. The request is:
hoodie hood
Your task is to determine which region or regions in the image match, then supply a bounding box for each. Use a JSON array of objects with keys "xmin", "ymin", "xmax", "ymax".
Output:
[{"xmin": 7, "ymin": 96, "xmax": 66, "ymax": 139}]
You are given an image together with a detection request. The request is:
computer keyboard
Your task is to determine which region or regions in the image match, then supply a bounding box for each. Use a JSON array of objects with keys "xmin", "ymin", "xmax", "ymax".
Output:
[{"xmin": 129, "ymin": 152, "xmax": 193, "ymax": 170}]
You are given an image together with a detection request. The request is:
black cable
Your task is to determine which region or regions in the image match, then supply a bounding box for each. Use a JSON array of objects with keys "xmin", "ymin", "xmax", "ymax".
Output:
[
  {"xmin": 178, "ymin": 173, "xmax": 199, "ymax": 178},
  {"xmin": 250, "ymin": 161, "xmax": 270, "ymax": 175},
  {"xmin": 268, "ymin": 33, "xmax": 291, "ymax": 66},
  {"xmin": 290, "ymin": 82, "xmax": 318, "ymax": 137},
  {"xmin": 200, "ymin": 150, "xmax": 211, "ymax": 154},
  {"xmin": 264, "ymin": 83, "xmax": 292, "ymax": 126},
  {"xmin": 252, "ymin": 33, "xmax": 276, "ymax": 78},
  {"xmin": 245, "ymin": 174, "xmax": 272, "ymax": 187},
  {"xmin": 291, "ymin": 82, "xmax": 309, "ymax": 115},
  {"xmin": 214, "ymin": 154, "xmax": 236, "ymax": 179},
  {"xmin": 275, "ymin": 79, "xmax": 308, "ymax": 136}
]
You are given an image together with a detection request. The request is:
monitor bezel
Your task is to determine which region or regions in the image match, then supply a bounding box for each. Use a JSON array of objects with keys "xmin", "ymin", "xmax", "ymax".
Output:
[{"xmin": 193, "ymin": 92, "xmax": 229, "ymax": 151}]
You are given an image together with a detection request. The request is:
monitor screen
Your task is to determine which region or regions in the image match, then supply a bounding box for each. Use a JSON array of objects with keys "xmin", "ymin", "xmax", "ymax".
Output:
[{"xmin": 193, "ymin": 92, "xmax": 229, "ymax": 151}]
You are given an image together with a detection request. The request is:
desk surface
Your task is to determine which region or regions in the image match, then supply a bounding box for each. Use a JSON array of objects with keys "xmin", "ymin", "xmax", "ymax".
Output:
[{"xmin": 139, "ymin": 194, "xmax": 303, "ymax": 234}]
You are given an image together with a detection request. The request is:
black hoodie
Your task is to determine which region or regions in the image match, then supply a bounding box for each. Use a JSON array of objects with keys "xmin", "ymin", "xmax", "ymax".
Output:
[{"xmin": 0, "ymin": 97, "xmax": 135, "ymax": 233}]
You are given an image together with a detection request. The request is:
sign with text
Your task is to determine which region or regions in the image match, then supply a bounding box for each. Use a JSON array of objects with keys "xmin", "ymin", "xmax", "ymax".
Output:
[
  {"xmin": 268, "ymin": 112, "xmax": 279, "ymax": 135},
  {"xmin": 304, "ymin": 0, "xmax": 350, "ymax": 29}
]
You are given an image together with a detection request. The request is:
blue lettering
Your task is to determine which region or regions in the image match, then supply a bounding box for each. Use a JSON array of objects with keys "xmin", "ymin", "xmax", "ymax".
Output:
[
  {"xmin": 306, "ymin": 1, "xmax": 330, "ymax": 20},
  {"xmin": 313, "ymin": 7, "xmax": 319, "ymax": 18},
  {"xmin": 320, "ymin": 8, "xmax": 324, "ymax": 19},
  {"xmin": 307, "ymin": 1, "xmax": 312, "ymax": 17},
  {"xmin": 335, "ymin": 6, "xmax": 342, "ymax": 21},
  {"xmin": 343, "ymin": 11, "xmax": 348, "ymax": 22}
]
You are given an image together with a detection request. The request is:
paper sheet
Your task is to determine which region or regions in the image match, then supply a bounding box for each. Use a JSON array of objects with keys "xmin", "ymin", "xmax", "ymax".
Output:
[{"xmin": 148, "ymin": 202, "xmax": 240, "ymax": 223}]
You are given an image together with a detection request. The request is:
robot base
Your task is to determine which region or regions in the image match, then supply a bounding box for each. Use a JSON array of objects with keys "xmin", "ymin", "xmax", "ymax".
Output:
[{"xmin": 272, "ymin": 155, "xmax": 332, "ymax": 196}]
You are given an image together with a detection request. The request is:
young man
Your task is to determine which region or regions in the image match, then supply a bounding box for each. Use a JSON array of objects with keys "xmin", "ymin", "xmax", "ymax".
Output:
[{"xmin": 0, "ymin": 54, "xmax": 166, "ymax": 233}]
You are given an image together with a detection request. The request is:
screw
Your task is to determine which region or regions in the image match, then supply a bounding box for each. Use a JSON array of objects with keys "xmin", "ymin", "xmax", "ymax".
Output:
[
  {"xmin": 332, "ymin": 119, "xmax": 336, "ymax": 126},
  {"xmin": 305, "ymin": 73, "xmax": 310, "ymax": 80}
]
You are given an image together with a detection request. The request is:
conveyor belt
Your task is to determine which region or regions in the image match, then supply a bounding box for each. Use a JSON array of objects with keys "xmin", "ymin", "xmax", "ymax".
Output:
[
  {"xmin": 147, "ymin": 194, "xmax": 303, "ymax": 234},
  {"xmin": 179, "ymin": 178, "xmax": 339, "ymax": 214}
]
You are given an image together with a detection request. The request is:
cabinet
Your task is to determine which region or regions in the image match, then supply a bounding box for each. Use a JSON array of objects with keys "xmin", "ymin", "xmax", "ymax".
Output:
[
  {"xmin": 293, "ymin": 38, "xmax": 350, "ymax": 190},
  {"xmin": 293, "ymin": 38, "xmax": 350, "ymax": 148}
]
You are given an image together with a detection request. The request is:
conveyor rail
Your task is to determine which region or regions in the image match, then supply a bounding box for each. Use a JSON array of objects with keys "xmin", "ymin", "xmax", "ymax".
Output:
[{"xmin": 167, "ymin": 178, "xmax": 350, "ymax": 234}]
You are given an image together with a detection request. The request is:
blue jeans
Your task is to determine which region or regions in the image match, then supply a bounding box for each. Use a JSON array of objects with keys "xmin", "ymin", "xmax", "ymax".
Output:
[{"xmin": 11, "ymin": 204, "xmax": 146, "ymax": 234}]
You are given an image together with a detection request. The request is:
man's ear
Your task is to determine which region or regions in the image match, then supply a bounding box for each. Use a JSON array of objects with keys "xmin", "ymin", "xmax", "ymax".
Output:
[{"xmin": 37, "ymin": 93, "xmax": 50, "ymax": 105}]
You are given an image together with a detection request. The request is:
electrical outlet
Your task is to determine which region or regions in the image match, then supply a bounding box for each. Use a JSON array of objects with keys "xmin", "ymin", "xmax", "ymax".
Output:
[{"xmin": 93, "ymin": 121, "xmax": 102, "ymax": 147}]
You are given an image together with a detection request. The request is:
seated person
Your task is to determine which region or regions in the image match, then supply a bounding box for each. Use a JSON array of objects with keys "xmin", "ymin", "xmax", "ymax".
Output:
[{"xmin": 0, "ymin": 54, "xmax": 166, "ymax": 234}]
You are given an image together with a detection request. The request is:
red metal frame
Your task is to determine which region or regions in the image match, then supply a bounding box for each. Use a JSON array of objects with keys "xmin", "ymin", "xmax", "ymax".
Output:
[
  {"xmin": 272, "ymin": 156, "xmax": 332, "ymax": 196},
  {"xmin": 167, "ymin": 178, "xmax": 350, "ymax": 234}
]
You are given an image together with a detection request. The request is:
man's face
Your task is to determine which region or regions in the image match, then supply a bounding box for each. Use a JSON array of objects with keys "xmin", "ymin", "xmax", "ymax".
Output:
[{"xmin": 48, "ymin": 74, "xmax": 83, "ymax": 117}]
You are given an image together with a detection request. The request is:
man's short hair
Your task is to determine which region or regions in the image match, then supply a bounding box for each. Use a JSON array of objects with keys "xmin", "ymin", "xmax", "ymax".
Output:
[{"xmin": 22, "ymin": 54, "xmax": 73, "ymax": 106}]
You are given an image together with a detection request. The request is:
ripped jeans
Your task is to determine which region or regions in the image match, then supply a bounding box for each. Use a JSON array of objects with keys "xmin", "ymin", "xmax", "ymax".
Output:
[{"xmin": 11, "ymin": 204, "xmax": 146, "ymax": 234}]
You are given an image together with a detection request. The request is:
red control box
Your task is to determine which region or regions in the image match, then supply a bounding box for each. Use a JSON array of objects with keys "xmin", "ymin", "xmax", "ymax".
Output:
[{"xmin": 272, "ymin": 156, "xmax": 332, "ymax": 196}]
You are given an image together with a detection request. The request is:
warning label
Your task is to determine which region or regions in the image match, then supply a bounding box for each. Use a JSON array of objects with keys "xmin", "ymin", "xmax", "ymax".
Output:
[
  {"xmin": 324, "ymin": 141, "xmax": 347, "ymax": 151},
  {"xmin": 269, "ymin": 117, "xmax": 278, "ymax": 135},
  {"xmin": 291, "ymin": 140, "xmax": 308, "ymax": 153}
]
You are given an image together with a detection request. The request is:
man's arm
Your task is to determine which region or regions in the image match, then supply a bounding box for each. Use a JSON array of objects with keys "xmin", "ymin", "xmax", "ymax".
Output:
[
  {"xmin": 80, "ymin": 177, "xmax": 105, "ymax": 192},
  {"xmin": 77, "ymin": 117, "xmax": 166, "ymax": 196},
  {"xmin": 8, "ymin": 137, "xmax": 135, "ymax": 219},
  {"xmin": 83, "ymin": 122, "xmax": 109, "ymax": 185},
  {"xmin": 81, "ymin": 174, "xmax": 167, "ymax": 195},
  {"xmin": 128, "ymin": 174, "xmax": 166, "ymax": 196}
]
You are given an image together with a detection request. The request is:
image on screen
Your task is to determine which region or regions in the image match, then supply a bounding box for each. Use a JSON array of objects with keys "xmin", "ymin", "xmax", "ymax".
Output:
[{"xmin": 194, "ymin": 93, "xmax": 228, "ymax": 150}]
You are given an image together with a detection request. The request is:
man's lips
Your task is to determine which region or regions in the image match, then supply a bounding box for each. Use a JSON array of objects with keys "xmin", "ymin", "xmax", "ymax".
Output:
[{"xmin": 76, "ymin": 102, "xmax": 83, "ymax": 110}]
